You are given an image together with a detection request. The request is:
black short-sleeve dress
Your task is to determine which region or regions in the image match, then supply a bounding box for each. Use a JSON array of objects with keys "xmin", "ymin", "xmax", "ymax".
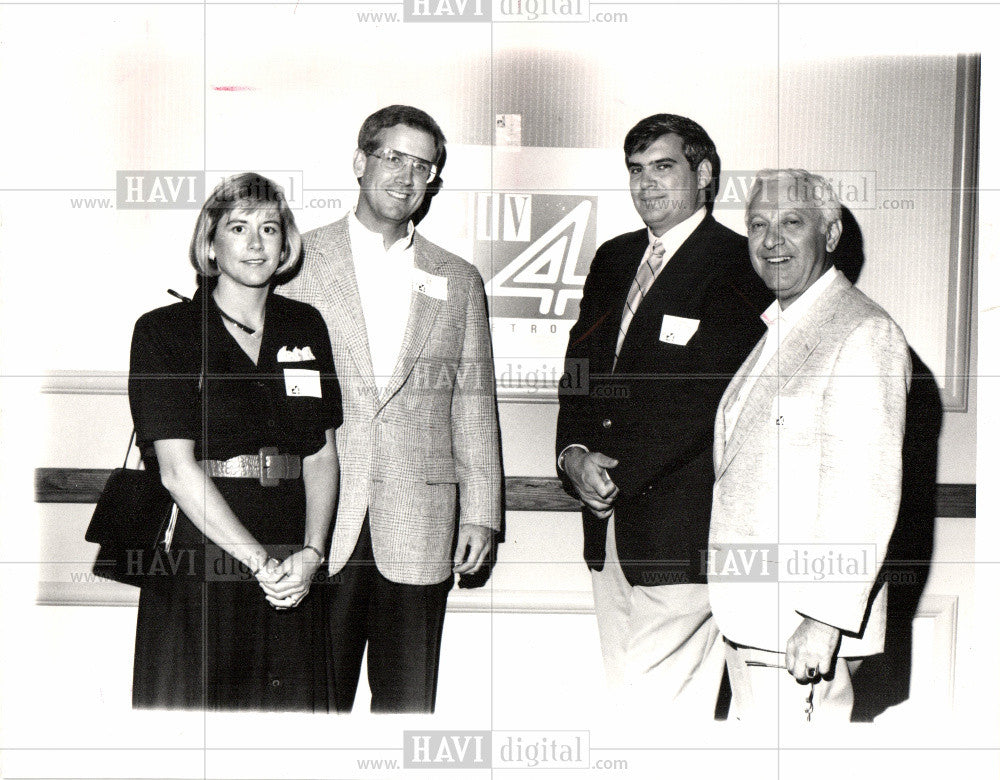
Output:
[{"xmin": 128, "ymin": 285, "xmax": 342, "ymax": 711}]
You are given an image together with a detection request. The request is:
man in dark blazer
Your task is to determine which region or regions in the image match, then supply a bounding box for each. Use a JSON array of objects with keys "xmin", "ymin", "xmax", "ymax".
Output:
[
  {"xmin": 281, "ymin": 105, "xmax": 501, "ymax": 713},
  {"xmin": 556, "ymin": 114, "xmax": 770, "ymax": 715}
]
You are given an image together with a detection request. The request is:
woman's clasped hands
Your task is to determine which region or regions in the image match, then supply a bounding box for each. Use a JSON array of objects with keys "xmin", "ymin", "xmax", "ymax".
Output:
[{"xmin": 253, "ymin": 547, "xmax": 326, "ymax": 610}]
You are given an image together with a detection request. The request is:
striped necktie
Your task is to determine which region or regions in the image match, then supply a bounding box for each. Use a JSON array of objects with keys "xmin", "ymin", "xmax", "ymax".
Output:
[{"xmin": 614, "ymin": 240, "xmax": 667, "ymax": 368}]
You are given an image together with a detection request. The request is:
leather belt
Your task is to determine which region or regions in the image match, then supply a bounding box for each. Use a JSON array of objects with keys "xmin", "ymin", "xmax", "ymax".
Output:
[{"xmin": 200, "ymin": 447, "xmax": 301, "ymax": 487}]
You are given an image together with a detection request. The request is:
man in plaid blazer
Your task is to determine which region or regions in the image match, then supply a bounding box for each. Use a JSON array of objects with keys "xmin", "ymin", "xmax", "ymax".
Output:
[{"xmin": 280, "ymin": 105, "xmax": 501, "ymax": 712}]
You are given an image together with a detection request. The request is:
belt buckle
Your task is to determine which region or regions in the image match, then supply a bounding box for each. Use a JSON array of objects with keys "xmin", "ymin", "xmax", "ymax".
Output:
[{"xmin": 259, "ymin": 446, "xmax": 281, "ymax": 487}]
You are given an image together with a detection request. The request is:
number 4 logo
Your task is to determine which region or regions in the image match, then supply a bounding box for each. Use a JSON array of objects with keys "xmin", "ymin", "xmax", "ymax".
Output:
[{"xmin": 485, "ymin": 200, "xmax": 592, "ymax": 316}]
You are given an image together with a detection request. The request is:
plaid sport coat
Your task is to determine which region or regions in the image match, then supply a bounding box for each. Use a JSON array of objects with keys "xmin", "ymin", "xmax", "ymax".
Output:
[{"xmin": 279, "ymin": 216, "xmax": 502, "ymax": 585}]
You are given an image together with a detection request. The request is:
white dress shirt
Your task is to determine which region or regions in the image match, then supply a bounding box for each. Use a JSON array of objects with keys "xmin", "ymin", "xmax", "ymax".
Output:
[
  {"xmin": 348, "ymin": 211, "xmax": 415, "ymax": 392},
  {"xmin": 641, "ymin": 206, "xmax": 707, "ymax": 284},
  {"xmin": 724, "ymin": 265, "xmax": 839, "ymax": 442}
]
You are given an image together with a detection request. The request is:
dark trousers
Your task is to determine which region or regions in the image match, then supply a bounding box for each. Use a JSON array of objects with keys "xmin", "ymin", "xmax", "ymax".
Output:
[{"xmin": 329, "ymin": 516, "xmax": 452, "ymax": 713}]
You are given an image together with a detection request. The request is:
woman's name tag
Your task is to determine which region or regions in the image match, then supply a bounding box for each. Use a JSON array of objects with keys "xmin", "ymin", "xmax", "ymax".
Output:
[{"xmin": 284, "ymin": 368, "xmax": 322, "ymax": 398}]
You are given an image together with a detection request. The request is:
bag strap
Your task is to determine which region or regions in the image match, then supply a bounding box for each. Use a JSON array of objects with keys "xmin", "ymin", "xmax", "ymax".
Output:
[
  {"xmin": 170, "ymin": 285, "xmax": 206, "ymax": 388},
  {"xmin": 122, "ymin": 429, "xmax": 138, "ymax": 469},
  {"xmin": 126, "ymin": 288, "xmax": 206, "ymax": 469}
]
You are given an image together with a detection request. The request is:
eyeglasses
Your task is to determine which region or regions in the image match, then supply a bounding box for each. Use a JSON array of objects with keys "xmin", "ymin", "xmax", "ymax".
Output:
[{"xmin": 368, "ymin": 147, "xmax": 439, "ymax": 184}]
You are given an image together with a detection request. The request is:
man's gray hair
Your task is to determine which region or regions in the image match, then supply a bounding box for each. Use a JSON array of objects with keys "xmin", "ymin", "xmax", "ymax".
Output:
[{"xmin": 746, "ymin": 168, "xmax": 843, "ymax": 228}]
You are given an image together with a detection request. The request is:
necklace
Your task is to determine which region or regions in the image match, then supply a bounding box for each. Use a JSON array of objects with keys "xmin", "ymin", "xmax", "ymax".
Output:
[{"xmin": 217, "ymin": 305, "xmax": 261, "ymax": 336}]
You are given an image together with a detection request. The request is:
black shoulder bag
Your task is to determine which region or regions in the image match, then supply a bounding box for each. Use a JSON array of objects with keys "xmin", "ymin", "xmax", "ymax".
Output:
[{"xmin": 84, "ymin": 430, "xmax": 176, "ymax": 587}]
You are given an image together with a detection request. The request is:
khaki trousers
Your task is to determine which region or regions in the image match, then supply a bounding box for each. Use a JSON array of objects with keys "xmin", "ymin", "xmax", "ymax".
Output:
[{"xmin": 590, "ymin": 515, "xmax": 725, "ymax": 719}]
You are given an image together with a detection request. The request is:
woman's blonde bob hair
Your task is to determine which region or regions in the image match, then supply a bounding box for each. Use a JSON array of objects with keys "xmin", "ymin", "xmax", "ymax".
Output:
[{"xmin": 189, "ymin": 172, "xmax": 302, "ymax": 280}]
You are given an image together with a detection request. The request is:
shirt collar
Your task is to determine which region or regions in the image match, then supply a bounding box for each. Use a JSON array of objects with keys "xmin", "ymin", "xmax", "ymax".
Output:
[
  {"xmin": 348, "ymin": 209, "xmax": 415, "ymax": 256},
  {"xmin": 646, "ymin": 206, "xmax": 706, "ymax": 258},
  {"xmin": 760, "ymin": 264, "xmax": 838, "ymax": 330}
]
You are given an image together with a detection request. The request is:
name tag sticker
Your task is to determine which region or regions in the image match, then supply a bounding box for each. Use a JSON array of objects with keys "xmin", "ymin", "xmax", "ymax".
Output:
[
  {"xmin": 284, "ymin": 368, "xmax": 322, "ymax": 398},
  {"xmin": 659, "ymin": 315, "xmax": 700, "ymax": 346},
  {"xmin": 412, "ymin": 269, "xmax": 448, "ymax": 301}
]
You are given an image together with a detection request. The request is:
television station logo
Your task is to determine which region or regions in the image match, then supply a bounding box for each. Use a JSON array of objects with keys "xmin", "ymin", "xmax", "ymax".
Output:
[{"xmin": 474, "ymin": 192, "xmax": 597, "ymax": 322}]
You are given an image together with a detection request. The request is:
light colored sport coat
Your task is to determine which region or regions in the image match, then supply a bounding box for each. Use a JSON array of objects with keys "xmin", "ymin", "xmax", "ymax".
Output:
[
  {"xmin": 279, "ymin": 216, "xmax": 502, "ymax": 585},
  {"xmin": 708, "ymin": 269, "xmax": 911, "ymax": 656}
]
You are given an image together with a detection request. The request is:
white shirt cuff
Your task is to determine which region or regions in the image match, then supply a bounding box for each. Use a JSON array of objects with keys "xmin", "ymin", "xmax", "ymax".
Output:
[{"xmin": 557, "ymin": 444, "xmax": 590, "ymax": 473}]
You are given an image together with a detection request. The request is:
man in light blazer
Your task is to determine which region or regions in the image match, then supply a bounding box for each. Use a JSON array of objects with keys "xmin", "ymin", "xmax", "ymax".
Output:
[
  {"xmin": 280, "ymin": 105, "xmax": 501, "ymax": 712},
  {"xmin": 708, "ymin": 169, "xmax": 911, "ymax": 723},
  {"xmin": 556, "ymin": 114, "xmax": 770, "ymax": 715}
]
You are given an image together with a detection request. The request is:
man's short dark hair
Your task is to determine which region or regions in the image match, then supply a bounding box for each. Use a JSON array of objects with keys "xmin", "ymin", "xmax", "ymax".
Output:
[
  {"xmin": 357, "ymin": 104, "xmax": 447, "ymax": 172},
  {"xmin": 623, "ymin": 114, "xmax": 721, "ymax": 211}
]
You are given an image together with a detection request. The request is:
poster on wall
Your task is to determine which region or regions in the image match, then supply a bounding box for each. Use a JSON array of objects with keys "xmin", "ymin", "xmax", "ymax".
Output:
[{"xmin": 470, "ymin": 191, "xmax": 597, "ymax": 398}]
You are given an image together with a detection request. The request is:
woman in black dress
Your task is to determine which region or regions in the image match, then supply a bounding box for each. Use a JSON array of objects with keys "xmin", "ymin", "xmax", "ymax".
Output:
[{"xmin": 128, "ymin": 173, "xmax": 341, "ymax": 711}]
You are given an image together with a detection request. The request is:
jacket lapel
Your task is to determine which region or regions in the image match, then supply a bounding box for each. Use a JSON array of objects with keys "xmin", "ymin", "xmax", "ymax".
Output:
[
  {"xmin": 314, "ymin": 218, "xmax": 380, "ymax": 401},
  {"xmin": 376, "ymin": 233, "xmax": 443, "ymax": 409},
  {"xmin": 714, "ymin": 335, "xmax": 766, "ymax": 474},
  {"xmin": 717, "ymin": 271, "xmax": 852, "ymax": 477}
]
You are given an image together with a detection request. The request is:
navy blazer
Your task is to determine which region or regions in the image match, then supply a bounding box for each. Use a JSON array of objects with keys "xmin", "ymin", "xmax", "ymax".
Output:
[{"xmin": 556, "ymin": 214, "xmax": 770, "ymax": 586}]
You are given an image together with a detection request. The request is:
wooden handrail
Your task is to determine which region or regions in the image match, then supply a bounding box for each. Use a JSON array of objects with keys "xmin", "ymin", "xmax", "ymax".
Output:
[{"xmin": 34, "ymin": 468, "xmax": 976, "ymax": 518}]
